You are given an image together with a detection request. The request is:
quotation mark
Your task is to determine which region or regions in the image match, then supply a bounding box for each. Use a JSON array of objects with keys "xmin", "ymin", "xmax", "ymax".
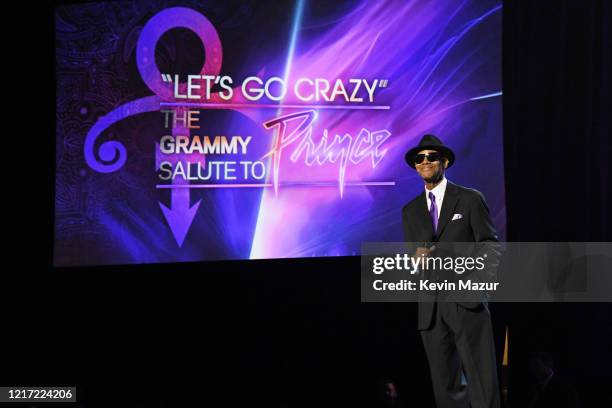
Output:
[
  {"xmin": 161, "ymin": 74, "xmax": 173, "ymax": 83},
  {"xmin": 379, "ymin": 79, "xmax": 389, "ymax": 88}
]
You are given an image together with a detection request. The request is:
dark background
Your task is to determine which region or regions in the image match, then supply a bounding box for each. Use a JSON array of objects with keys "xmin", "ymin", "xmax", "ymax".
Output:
[{"xmin": 3, "ymin": 0, "xmax": 611, "ymax": 407}]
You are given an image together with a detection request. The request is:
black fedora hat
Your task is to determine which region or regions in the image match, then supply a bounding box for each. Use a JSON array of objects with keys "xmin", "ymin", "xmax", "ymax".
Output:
[{"xmin": 404, "ymin": 134, "xmax": 455, "ymax": 169}]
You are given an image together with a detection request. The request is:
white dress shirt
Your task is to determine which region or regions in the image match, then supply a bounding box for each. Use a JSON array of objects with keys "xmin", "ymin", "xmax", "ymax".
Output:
[{"xmin": 425, "ymin": 177, "xmax": 448, "ymax": 219}]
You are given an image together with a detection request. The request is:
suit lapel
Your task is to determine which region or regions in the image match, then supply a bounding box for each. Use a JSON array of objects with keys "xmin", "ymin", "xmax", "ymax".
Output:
[
  {"xmin": 416, "ymin": 191, "xmax": 435, "ymax": 238},
  {"xmin": 436, "ymin": 181, "xmax": 460, "ymax": 238}
]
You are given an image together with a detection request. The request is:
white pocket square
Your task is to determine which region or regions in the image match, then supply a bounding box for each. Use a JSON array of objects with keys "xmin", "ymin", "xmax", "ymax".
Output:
[{"xmin": 452, "ymin": 213, "xmax": 463, "ymax": 221}]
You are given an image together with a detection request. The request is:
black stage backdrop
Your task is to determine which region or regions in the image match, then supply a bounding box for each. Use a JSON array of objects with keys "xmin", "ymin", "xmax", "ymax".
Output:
[
  {"xmin": 503, "ymin": 1, "xmax": 611, "ymax": 407},
  {"xmin": 3, "ymin": 1, "xmax": 610, "ymax": 407}
]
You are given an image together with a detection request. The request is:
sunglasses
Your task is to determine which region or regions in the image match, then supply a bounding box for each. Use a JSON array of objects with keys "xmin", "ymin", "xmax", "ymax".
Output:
[{"xmin": 414, "ymin": 152, "xmax": 443, "ymax": 164}]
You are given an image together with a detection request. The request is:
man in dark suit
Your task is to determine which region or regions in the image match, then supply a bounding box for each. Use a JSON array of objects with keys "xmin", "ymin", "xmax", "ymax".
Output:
[{"xmin": 402, "ymin": 134, "xmax": 501, "ymax": 408}]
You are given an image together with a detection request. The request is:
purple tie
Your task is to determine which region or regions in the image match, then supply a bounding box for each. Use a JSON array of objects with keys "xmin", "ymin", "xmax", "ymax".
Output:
[{"xmin": 429, "ymin": 191, "xmax": 438, "ymax": 233}]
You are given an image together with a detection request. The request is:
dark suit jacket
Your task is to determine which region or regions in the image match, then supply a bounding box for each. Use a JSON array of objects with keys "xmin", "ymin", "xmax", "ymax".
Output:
[{"xmin": 402, "ymin": 180, "xmax": 500, "ymax": 330}]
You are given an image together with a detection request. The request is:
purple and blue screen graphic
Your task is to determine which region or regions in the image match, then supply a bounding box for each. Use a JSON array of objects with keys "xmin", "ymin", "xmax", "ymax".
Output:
[{"xmin": 54, "ymin": 0, "xmax": 504, "ymax": 266}]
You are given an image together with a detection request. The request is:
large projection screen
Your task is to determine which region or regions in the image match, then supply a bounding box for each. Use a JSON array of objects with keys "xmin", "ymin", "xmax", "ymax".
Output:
[{"xmin": 54, "ymin": 0, "xmax": 504, "ymax": 266}]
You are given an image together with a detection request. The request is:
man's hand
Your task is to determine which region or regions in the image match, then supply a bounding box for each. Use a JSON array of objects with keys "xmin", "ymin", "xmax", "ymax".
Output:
[{"xmin": 415, "ymin": 245, "xmax": 436, "ymax": 258}]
